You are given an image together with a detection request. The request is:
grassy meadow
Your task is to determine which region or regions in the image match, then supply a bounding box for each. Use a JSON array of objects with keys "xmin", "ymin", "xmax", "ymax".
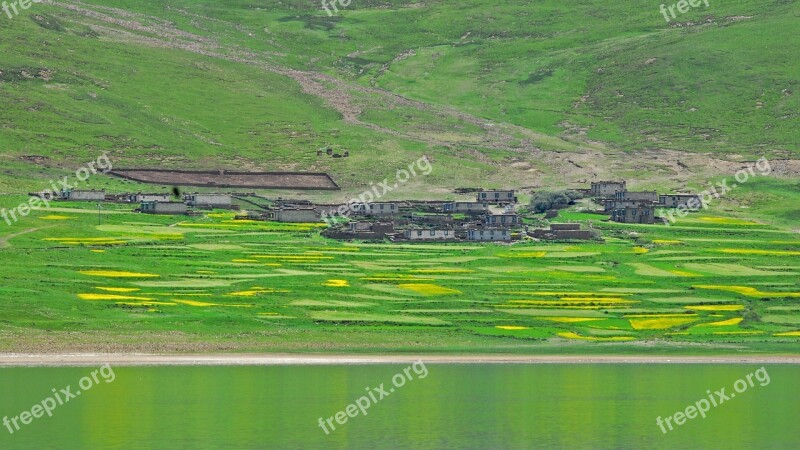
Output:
[
  {"xmin": 1, "ymin": 187, "xmax": 798, "ymax": 354},
  {"xmin": 0, "ymin": 1, "xmax": 798, "ymax": 354}
]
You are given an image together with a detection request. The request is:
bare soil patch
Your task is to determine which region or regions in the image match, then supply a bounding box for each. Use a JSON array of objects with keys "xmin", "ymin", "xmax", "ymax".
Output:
[{"xmin": 110, "ymin": 169, "xmax": 339, "ymax": 190}]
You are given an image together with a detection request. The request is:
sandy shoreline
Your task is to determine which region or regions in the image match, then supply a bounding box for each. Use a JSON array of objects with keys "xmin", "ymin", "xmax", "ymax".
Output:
[{"xmin": 2, "ymin": 353, "xmax": 800, "ymax": 367}]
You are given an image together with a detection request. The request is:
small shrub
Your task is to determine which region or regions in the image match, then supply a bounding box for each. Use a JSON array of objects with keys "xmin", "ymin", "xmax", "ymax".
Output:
[
  {"xmin": 529, "ymin": 190, "xmax": 583, "ymax": 213},
  {"xmin": 30, "ymin": 14, "xmax": 66, "ymax": 32}
]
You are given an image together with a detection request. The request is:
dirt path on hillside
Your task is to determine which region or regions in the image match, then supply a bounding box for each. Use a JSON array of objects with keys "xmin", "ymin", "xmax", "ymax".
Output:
[
  {"xmin": 45, "ymin": 2, "xmax": 459, "ymax": 135},
  {"xmin": 0, "ymin": 226, "xmax": 52, "ymax": 248},
  {"xmin": 2, "ymin": 353, "xmax": 799, "ymax": 367},
  {"xmin": 42, "ymin": 0, "xmax": 599, "ymax": 175},
  {"xmin": 43, "ymin": 1, "xmax": 800, "ymax": 185}
]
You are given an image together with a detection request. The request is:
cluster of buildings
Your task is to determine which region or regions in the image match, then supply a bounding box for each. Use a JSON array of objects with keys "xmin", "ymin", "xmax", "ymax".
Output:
[
  {"xmin": 52, "ymin": 189, "xmax": 234, "ymax": 215},
  {"xmin": 588, "ymin": 181, "xmax": 700, "ymax": 224},
  {"xmin": 316, "ymin": 190, "xmax": 594, "ymax": 242},
  {"xmin": 49, "ymin": 185, "xmax": 626, "ymax": 242},
  {"xmin": 322, "ymin": 190, "xmax": 523, "ymax": 242}
]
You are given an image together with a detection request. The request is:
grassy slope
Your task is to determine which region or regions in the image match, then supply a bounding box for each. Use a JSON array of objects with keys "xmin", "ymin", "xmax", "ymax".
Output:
[
  {"xmin": 0, "ymin": 1, "xmax": 798, "ymax": 354},
  {"xmin": 371, "ymin": 0, "xmax": 800, "ymax": 154},
  {"xmin": 0, "ymin": 0, "xmax": 798, "ymax": 197},
  {"xmin": 132, "ymin": 0, "xmax": 799, "ymax": 155}
]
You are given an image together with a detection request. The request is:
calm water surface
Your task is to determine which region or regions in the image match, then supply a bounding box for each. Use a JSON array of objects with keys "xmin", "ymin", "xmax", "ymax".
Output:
[{"xmin": 0, "ymin": 364, "xmax": 798, "ymax": 449}]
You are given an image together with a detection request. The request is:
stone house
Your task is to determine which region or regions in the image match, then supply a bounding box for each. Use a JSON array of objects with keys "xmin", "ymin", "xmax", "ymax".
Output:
[
  {"xmin": 484, "ymin": 213, "xmax": 520, "ymax": 227},
  {"xmin": 60, "ymin": 190, "xmax": 105, "ymax": 201},
  {"xmin": 185, "ymin": 193, "xmax": 232, "ymax": 208},
  {"xmin": 266, "ymin": 208, "xmax": 320, "ymax": 223},
  {"xmin": 403, "ymin": 228, "xmax": 455, "ymax": 240},
  {"xmin": 476, "ymin": 190, "xmax": 517, "ymax": 204},
  {"xmin": 442, "ymin": 202, "xmax": 489, "ymax": 214},
  {"xmin": 614, "ymin": 190, "xmax": 659, "ymax": 202},
  {"xmin": 128, "ymin": 193, "xmax": 171, "ymax": 203},
  {"xmin": 467, "ymin": 228, "xmax": 511, "ymax": 241},
  {"xmin": 352, "ymin": 202, "xmax": 398, "ymax": 216},
  {"xmin": 322, "ymin": 221, "xmax": 395, "ymax": 240},
  {"xmin": 610, "ymin": 205, "xmax": 656, "ymax": 224},
  {"xmin": 532, "ymin": 223, "xmax": 593, "ymax": 240},
  {"xmin": 603, "ymin": 198, "xmax": 657, "ymax": 212},
  {"xmin": 658, "ymin": 194, "xmax": 702, "ymax": 209},
  {"xmin": 590, "ymin": 181, "xmax": 626, "ymax": 198},
  {"xmin": 349, "ymin": 221, "xmax": 394, "ymax": 234},
  {"xmin": 140, "ymin": 201, "xmax": 187, "ymax": 215}
]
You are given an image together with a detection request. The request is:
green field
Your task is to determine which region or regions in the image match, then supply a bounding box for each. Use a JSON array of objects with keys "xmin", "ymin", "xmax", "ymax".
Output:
[
  {"xmin": 1, "ymin": 191, "xmax": 798, "ymax": 354},
  {"xmin": 0, "ymin": 1, "xmax": 798, "ymax": 354}
]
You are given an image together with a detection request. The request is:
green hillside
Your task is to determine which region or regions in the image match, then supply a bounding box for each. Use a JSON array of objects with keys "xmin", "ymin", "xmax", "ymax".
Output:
[
  {"xmin": 0, "ymin": 1, "xmax": 798, "ymax": 355},
  {"xmin": 0, "ymin": 0, "xmax": 797, "ymax": 197}
]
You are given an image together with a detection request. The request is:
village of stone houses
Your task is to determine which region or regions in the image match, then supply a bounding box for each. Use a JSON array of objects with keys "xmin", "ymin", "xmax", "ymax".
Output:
[{"xmin": 45, "ymin": 178, "xmax": 698, "ymax": 243}]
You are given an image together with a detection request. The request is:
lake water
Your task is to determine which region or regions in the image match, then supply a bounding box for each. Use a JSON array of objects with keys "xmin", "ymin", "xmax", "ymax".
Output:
[{"xmin": 0, "ymin": 364, "xmax": 798, "ymax": 449}]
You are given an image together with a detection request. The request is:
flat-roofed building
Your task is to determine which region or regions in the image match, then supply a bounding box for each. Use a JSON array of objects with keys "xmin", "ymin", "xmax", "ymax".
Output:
[
  {"xmin": 129, "ymin": 193, "xmax": 171, "ymax": 203},
  {"xmin": 403, "ymin": 229, "xmax": 454, "ymax": 241},
  {"xmin": 349, "ymin": 221, "xmax": 394, "ymax": 234},
  {"xmin": 140, "ymin": 201, "xmax": 187, "ymax": 215},
  {"xmin": 603, "ymin": 198, "xmax": 657, "ymax": 212},
  {"xmin": 185, "ymin": 193, "xmax": 232, "ymax": 208},
  {"xmin": 60, "ymin": 190, "xmax": 105, "ymax": 201},
  {"xmin": 266, "ymin": 208, "xmax": 320, "ymax": 223},
  {"xmin": 550, "ymin": 223, "xmax": 581, "ymax": 231},
  {"xmin": 614, "ymin": 190, "xmax": 658, "ymax": 203},
  {"xmin": 610, "ymin": 205, "xmax": 655, "ymax": 224},
  {"xmin": 476, "ymin": 190, "xmax": 517, "ymax": 204},
  {"xmin": 658, "ymin": 194, "xmax": 702, "ymax": 209},
  {"xmin": 484, "ymin": 213, "xmax": 519, "ymax": 227},
  {"xmin": 442, "ymin": 202, "xmax": 489, "ymax": 214},
  {"xmin": 351, "ymin": 202, "xmax": 398, "ymax": 216},
  {"xmin": 322, "ymin": 221, "xmax": 395, "ymax": 241},
  {"xmin": 590, "ymin": 181, "xmax": 626, "ymax": 198},
  {"xmin": 467, "ymin": 228, "xmax": 511, "ymax": 241},
  {"xmin": 532, "ymin": 223, "xmax": 593, "ymax": 240}
]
